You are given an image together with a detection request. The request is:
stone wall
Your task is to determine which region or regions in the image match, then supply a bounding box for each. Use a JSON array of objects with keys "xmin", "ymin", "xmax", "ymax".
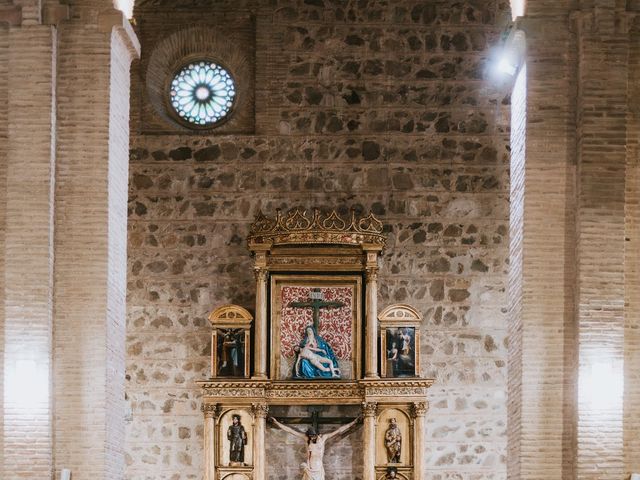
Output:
[{"xmin": 126, "ymin": 1, "xmax": 511, "ymax": 479}]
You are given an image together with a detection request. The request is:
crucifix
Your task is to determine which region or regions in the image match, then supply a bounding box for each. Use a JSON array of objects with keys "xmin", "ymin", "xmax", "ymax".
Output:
[
  {"xmin": 272, "ymin": 406, "xmax": 357, "ymax": 430},
  {"xmin": 288, "ymin": 288, "xmax": 345, "ymax": 331}
]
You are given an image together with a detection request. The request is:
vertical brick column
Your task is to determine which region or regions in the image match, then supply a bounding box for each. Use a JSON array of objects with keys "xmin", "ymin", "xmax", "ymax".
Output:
[
  {"xmin": 53, "ymin": 9, "xmax": 139, "ymax": 480},
  {"xmin": 624, "ymin": 20, "xmax": 640, "ymax": 477},
  {"xmin": 508, "ymin": 3, "xmax": 578, "ymax": 479},
  {"xmin": 574, "ymin": 8, "xmax": 627, "ymax": 480},
  {"xmin": 1, "ymin": 25, "xmax": 57, "ymax": 479}
]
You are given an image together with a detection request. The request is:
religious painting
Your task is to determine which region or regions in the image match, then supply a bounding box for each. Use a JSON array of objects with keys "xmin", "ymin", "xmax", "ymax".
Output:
[
  {"xmin": 209, "ymin": 305, "xmax": 252, "ymax": 379},
  {"xmin": 270, "ymin": 274, "xmax": 362, "ymax": 380},
  {"xmin": 378, "ymin": 304, "xmax": 422, "ymax": 378},
  {"xmin": 216, "ymin": 329, "xmax": 246, "ymax": 377},
  {"xmin": 384, "ymin": 327, "xmax": 416, "ymax": 378}
]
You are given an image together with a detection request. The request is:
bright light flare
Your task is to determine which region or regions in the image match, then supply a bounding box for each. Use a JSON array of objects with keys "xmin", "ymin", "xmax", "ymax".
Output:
[
  {"xmin": 579, "ymin": 360, "xmax": 623, "ymax": 412},
  {"xmin": 5, "ymin": 359, "xmax": 49, "ymax": 411},
  {"xmin": 510, "ymin": 0, "xmax": 525, "ymax": 19},
  {"xmin": 114, "ymin": 0, "xmax": 134, "ymax": 19}
]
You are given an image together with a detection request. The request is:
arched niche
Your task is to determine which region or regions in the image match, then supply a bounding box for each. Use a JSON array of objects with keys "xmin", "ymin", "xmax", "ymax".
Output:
[
  {"xmin": 218, "ymin": 408, "xmax": 254, "ymax": 467},
  {"xmin": 375, "ymin": 407, "xmax": 412, "ymax": 467},
  {"xmin": 221, "ymin": 474, "xmax": 250, "ymax": 480}
]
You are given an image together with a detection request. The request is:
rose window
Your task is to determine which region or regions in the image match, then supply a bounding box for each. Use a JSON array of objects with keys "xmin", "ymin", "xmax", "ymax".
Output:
[{"xmin": 169, "ymin": 61, "xmax": 236, "ymax": 127}]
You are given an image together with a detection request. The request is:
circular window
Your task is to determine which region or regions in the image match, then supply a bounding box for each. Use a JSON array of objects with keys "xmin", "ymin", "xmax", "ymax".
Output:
[{"xmin": 169, "ymin": 61, "xmax": 236, "ymax": 127}]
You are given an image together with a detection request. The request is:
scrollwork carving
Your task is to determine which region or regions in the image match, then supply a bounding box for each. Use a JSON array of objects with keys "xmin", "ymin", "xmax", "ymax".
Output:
[
  {"xmin": 247, "ymin": 208, "xmax": 386, "ymax": 248},
  {"xmin": 201, "ymin": 403, "xmax": 221, "ymax": 419},
  {"xmin": 251, "ymin": 403, "xmax": 269, "ymax": 418},
  {"xmin": 410, "ymin": 402, "xmax": 428, "ymax": 418},
  {"xmin": 362, "ymin": 401, "xmax": 378, "ymax": 417}
]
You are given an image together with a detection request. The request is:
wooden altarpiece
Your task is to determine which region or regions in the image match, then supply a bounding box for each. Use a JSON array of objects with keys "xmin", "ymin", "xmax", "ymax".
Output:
[{"xmin": 197, "ymin": 208, "xmax": 433, "ymax": 480}]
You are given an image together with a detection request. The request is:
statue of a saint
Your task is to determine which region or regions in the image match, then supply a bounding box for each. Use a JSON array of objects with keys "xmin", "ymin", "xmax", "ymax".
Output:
[
  {"xmin": 269, "ymin": 415, "xmax": 361, "ymax": 480},
  {"xmin": 293, "ymin": 326, "xmax": 340, "ymax": 379},
  {"xmin": 384, "ymin": 418, "xmax": 402, "ymax": 463},
  {"xmin": 227, "ymin": 414, "xmax": 247, "ymax": 465}
]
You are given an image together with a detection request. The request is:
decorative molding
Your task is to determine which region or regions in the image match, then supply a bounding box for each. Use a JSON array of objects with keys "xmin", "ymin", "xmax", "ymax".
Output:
[
  {"xmin": 247, "ymin": 208, "xmax": 386, "ymax": 249},
  {"xmin": 201, "ymin": 403, "xmax": 221, "ymax": 418},
  {"xmin": 410, "ymin": 402, "xmax": 428, "ymax": 418},
  {"xmin": 198, "ymin": 379, "xmax": 433, "ymax": 404},
  {"xmin": 268, "ymin": 256, "xmax": 363, "ymax": 267},
  {"xmin": 251, "ymin": 403, "xmax": 269, "ymax": 418},
  {"xmin": 378, "ymin": 304, "xmax": 423, "ymax": 324},
  {"xmin": 365, "ymin": 267, "xmax": 379, "ymax": 283},
  {"xmin": 253, "ymin": 268, "xmax": 268, "ymax": 283},
  {"xmin": 362, "ymin": 401, "xmax": 378, "ymax": 417},
  {"xmin": 208, "ymin": 304, "xmax": 253, "ymax": 326}
]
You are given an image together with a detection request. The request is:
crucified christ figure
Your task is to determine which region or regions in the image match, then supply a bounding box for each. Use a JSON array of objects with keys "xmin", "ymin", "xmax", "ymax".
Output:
[{"xmin": 268, "ymin": 415, "xmax": 362, "ymax": 480}]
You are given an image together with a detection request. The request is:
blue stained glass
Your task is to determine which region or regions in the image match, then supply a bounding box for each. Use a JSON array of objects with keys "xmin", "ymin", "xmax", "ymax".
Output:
[{"xmin": 170, "ymin": 61, "xmax": 236, "ymax": 127}]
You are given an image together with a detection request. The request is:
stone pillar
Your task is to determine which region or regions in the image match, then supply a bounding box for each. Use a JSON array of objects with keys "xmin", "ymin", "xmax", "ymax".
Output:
[
  {"xmin": 203, "ymin": 404, "xmax": 220, "ymax": 480},
  {"xmin": 364, "ymin": 250, "xmax": 380, "ymax": 379},
  {"xmin": 253, "ymin": 263, "xmax": 268, "ymax": 379},
  {"xmin": 251, "ymin": 403, "xmax": 269, "ymax": 480},
  {"xmin": 411, "ymin": 402, "xmax": 427, "ymax": 480},
  {"xmin": 362, "ymin": 401, "xmax": 377, "ymax": 480}
]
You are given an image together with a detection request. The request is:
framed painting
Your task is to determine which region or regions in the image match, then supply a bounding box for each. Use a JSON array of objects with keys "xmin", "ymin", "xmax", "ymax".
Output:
[
  {"xmin": 383, "ymin": 327, "xmax": 417, "ymax": 378},
  {"xmin": 269, "ymin": 274, "xmax": 362, "ymax": 380},
  {"xmin": 378, "ymin": 304, "xmax": 422, "ymax": 378}
]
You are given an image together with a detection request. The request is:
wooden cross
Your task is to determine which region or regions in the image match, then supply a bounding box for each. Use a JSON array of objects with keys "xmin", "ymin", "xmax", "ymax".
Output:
[
  {"xmin": 276, "ymin": 406, "xmax": 355, "ymax": 430},
  {"xmin": 288, "ymin": 288, "xmax": 345, "ymax": 331}
]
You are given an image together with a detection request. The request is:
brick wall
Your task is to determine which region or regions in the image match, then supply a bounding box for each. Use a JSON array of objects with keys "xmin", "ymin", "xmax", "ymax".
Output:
[{"xmin": 127, "ymin": 1, "xmax": 511, "ymax": 479}]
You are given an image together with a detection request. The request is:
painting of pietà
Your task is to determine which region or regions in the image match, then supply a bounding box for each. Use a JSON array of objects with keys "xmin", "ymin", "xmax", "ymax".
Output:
[{"xmin": 270, "ymin": 275, "xmax": 362, "ymax": 380}]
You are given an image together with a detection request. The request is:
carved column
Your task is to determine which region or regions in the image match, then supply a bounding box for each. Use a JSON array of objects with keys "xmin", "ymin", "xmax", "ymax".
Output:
[
  {"xmin": 253, "ymin": 260, "xmax": 268, "ymax": 379},
  {"xmin": 411, "ymin": 402, "xmax": 427, "ymax": 480},
  {"xmin": 365, "ymin": 263, "xmax": 380, "ymax": 379},
  {"xmin": 251, "ymin": 403, "xmax": 269, "ymax": 480},
  {"xmin": 362, "ymin": 402, "xmax": 378, "ymax": 480},
  {"xmin": 202, "ymin": 404, "xmax": 220, "ymax": 480}
]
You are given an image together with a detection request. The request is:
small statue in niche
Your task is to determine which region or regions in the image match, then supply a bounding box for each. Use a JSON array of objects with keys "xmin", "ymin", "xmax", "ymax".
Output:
[
  {"xmin": 217, "ymin": 328, "xmax": 244, "ymax": 377},
  {"xmin": 227, "ymin": 414, "xmax": 248, "ymax": 465},
  {"xmin": 384, "ymin": 466, "xmax": 398, "ymax": 479},
  {"xmin": 268, "ymin": 415, "xmax": 361, "ymax": 480},
  {"xmin": 384, "ymin": 418, "xmax": 402, "ymax": 463}
]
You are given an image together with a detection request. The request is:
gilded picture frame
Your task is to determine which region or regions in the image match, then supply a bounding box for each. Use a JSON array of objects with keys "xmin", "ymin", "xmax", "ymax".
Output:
[{"xmin": 269, "ymin": 274, "xmax": 362, "ymax": 381}]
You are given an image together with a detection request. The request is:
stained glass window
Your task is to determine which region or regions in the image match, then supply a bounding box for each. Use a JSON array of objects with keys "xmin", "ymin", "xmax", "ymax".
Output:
[{"xmin": 170, "ymin": 61, "xmax": 236, "ymax": 127}]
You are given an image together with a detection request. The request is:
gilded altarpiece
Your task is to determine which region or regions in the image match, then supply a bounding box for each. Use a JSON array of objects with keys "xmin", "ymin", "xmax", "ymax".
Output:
[{"xmin": 197, "ymin": 208, "xmax": 433, "ymax": 480}]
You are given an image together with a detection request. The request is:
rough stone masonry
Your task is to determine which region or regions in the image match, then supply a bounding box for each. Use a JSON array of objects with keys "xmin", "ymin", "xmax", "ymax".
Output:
[{"xmin": 126, "ymin": 1, "xmax": 511, "ymax": 479}]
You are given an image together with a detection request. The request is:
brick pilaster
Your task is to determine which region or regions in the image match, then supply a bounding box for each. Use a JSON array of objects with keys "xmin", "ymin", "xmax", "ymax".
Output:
[
  {"xmin": 1, "ymin": 25, "xmax": 57, "ymax": 479},
  {"xmin": 53, "ymin": 10, "xmax": 138, "ymax": 480}
]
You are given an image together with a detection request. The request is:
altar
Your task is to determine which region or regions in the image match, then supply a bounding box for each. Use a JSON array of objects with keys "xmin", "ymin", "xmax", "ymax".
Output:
[{"xmin": 197, "ymin": 208, "xmax": 434, "ymax": 480}]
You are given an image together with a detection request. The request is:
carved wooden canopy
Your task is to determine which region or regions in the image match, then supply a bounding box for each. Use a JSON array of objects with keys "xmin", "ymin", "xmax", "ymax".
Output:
[{"xmin": 247, "ymin": 207, "xmax": 386, "ymax": 250}]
